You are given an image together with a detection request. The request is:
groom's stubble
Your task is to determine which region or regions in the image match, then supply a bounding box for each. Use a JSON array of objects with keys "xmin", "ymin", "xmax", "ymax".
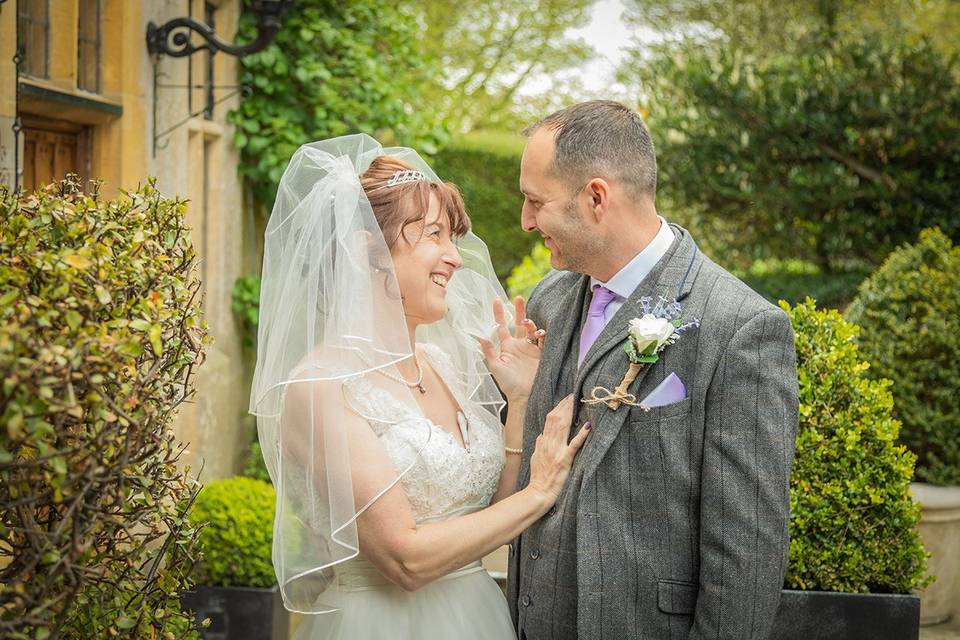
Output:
[{"xmin": 549, "ymin": 194, "xmax": 607, "ymax": 277}]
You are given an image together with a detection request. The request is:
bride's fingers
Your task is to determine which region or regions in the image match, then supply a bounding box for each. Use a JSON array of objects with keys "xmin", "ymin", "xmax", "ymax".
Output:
[
  {"xmin": 514, "ymin": 296, "xmax": 527, "ymax": 338},
  {"xmin": 566, "ymin": 422, "xmax": 592, "ymax": 460},
  {"xmin": 492, "ymin": 298, "xmax": 511, "ymax": 344},
  {"xmin": 476, "ymin": 336, "xmax": 498, "ymax": 363}
]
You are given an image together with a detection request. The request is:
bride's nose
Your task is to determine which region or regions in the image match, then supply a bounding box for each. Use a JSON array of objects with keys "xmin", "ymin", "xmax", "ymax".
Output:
[{"xmin": 442, "ymin": 244, "xmax": 462, "ymax": 270}]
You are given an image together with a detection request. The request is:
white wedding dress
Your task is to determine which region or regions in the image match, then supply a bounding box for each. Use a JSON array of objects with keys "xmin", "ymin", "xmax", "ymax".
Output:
[{"xmin": 294, "ymin": 344, "xmax": 517, "ymax": 640}]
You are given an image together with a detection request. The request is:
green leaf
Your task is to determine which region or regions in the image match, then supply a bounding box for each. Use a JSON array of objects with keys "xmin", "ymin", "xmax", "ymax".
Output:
[
  {"xmin": 115, "ymin": 616, "xmax": 136, "ymax": 630},
  {"xmin": 94, "ymin": 285, "xmax": 112, "ymax": 305},
  {"xmin": 149, "ymin": 324, "xmax": 163, "ymax": 356},
  {"xmin": 65, "ymin": 310, "xmax": 82, "ymax": 331}
]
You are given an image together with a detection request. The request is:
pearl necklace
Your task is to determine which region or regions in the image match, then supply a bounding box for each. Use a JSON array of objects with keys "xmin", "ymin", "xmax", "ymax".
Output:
[{"xmin": 376, "ymin": 356, "xmax": 426, "ymax": 394}]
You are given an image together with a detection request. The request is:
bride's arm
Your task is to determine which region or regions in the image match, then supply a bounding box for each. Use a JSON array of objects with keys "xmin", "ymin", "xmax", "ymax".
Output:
[
  {"xmin": 492, "ymin": 396, "xmax": 526, "ymax": 503},
  {"xmin": 479, "ymin": 296, "xmax": 543, "ymax": 503},
  {"xmin": 347, "ymin": 394, "xmax": 585, "ymax": 593}
]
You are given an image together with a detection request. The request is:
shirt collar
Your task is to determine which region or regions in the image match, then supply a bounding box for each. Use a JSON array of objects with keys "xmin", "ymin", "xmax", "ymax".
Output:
[{"xmin": 590, "ymin": 216, "xmax": 675, "ymax": 299}]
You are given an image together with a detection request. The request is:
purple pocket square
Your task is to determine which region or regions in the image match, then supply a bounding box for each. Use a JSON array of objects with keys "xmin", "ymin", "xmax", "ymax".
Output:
[{"xmin": 639, "ymin": 373, "xmax": 687, "ymax": 410}]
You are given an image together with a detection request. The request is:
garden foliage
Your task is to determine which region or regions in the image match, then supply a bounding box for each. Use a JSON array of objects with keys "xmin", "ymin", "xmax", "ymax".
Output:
[
  {"xmin": 230, "ymin": 273, "xmax": 260, "ymax": 348},
  {"xmin": 188, "ymin": 477, "xmax": 276, "ymax": 589},
  {"xmin": 230, "ymin": 0, "xmax": 448, "ymax": 208},
  {"xmin": 847, "ymin": 228, "xmax": 960, "ymax": 485},
  {"xmin": 784, "ymin": 299, "xmax": 928, "ymax": 593},
  {"xmin": 432, "ymin": 143, "xmax": 534, "ymax": 282},
  {"xmin": 631, "ymin": 33, "xmax": 960, "ymax": 273},
  {"xmin": 0, "ymin": 178, "xmax": 207, "ymax": 638},
  {"xmin": 506, "ymin": 242, "xmax": 552, "ymax": 300}
]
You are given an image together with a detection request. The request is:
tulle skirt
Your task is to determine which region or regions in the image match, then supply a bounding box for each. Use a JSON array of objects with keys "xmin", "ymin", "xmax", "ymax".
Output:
[{"xmin": 294, "ymin": 559, "xmax": 516, "ymax": 640}]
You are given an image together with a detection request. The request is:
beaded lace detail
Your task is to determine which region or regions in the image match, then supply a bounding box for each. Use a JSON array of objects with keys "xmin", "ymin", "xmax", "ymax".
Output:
[{"xmin": 342, "ymin": 344, "xmax": 505, "ymax": 523}]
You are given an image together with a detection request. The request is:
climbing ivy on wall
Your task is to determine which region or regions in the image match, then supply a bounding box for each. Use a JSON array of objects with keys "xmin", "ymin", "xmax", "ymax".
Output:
[{"xmin": 229, "ymin": 0, "xmax": 450, "ymax": 208}]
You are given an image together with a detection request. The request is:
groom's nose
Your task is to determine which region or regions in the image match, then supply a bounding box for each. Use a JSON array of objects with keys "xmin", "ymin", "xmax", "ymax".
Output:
[{"xmin": 520, "ymin": 202, "xmax": 538, "ymax": 233}]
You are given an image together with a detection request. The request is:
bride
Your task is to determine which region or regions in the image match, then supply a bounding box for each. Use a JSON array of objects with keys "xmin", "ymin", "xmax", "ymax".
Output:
[{"xmin": 249, "ymin": 134, "xmax": 589, "ymax": 639}]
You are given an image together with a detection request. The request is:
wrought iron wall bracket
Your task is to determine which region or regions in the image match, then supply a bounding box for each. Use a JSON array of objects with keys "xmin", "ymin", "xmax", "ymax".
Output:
[{"xmin": 146, "ymin": 0, "xmax": 293, "ymax": 58}]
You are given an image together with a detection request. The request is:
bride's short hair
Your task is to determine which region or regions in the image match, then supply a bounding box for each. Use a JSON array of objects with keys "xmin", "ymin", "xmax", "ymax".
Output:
[{"xmin": 360, "ymin": 156, "xmax": 471, "ymax": 250}]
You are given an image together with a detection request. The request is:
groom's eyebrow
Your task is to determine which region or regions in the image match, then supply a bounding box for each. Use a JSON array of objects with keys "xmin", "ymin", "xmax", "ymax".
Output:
[{"xmin": 519, "ymin": 185, "xmax": 539, "ymax": 198}]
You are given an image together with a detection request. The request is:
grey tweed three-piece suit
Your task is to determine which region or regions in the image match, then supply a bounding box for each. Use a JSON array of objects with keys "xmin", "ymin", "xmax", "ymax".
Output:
[{"xmin": 507, "ymin": 224, "xmax": 799, "ymax": 640}]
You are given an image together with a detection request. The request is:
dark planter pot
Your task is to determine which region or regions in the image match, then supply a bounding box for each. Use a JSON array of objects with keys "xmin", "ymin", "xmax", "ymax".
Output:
[
  {"xmin": 181, "ymin": 584, "xmax": 289, "ymax": 640},
  {"xmin": 769, "ymin": 589, "xmax": 920, "ymax": 640}
]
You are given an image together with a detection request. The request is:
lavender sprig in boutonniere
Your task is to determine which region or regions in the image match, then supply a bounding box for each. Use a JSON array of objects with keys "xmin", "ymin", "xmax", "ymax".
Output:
[{"xmin": 583, "ymin": 297, "xmax": 700, "ymax": 410}]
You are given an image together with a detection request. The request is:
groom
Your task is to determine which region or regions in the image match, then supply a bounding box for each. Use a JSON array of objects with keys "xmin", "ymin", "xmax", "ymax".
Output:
[{"xmin": 507, "ymin": 100, "xmax": 799, "ymax": 640}]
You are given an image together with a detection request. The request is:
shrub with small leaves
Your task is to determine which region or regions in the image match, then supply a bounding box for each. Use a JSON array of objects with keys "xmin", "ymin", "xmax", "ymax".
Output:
[
  {"xmin": 846, "ymin": 228, "xmax": 960, "ymax": 486},
  {"xmin": 188, "ymin": 477, "xmax": 276, "ymax": 588},
  {"xmin": 242, "ymin": 439, "xmax": 271, "ymax": 484},
  {"xmin": 231, "ymin": 274, "xmax": 261, "ymax": 347},
  {"xmin": 784, "ymin": 299, "xmax": 928, "ymax": 593},
  {"xmin": 506, "ymin": 242, "xmax": 552, "ymax": 299},
  {"xmin": 0, "ymin": 177, "xmax": 208, "ymax": 638},
  {"xmin": 431, "ymin": 145, "xmax": 534, "ymax": 283}
]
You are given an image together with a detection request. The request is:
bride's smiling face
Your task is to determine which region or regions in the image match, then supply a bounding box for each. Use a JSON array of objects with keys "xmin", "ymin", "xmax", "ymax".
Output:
[{"xmin": 391, "ymin": 193, "xmax": 463, "ymax": 325}]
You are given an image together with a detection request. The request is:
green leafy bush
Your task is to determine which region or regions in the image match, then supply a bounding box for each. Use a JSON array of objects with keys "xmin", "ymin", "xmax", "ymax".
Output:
[
  {"xmin": 846, "ymin": 228, "xmax": 960, "ymax": 485},
  {"xmin": 633, "ymin": 33, "xmax": 960, "ymax": 272},
  {"xmin": 738, "ymin": 258, "xmax": 869, "ymax": 309},
  {"xmin": 231, "ymin": 274, "xmax": 261, "ymax": 347},
  {"xmin": 507, "ymin": 242, "xmax": 552, "ymax": 299},
  {"xmin": 0, "ymin": 178, "xmax": 207, "ymax": 639},
  {"xmin": 189, "ymin": 477, "xmax": 276, "ymax": 588},
  {"xmin": 243, "ymin": 440, "xmax": 271, "ymax": 484},
  {"xmin": 432, "ymin": 144, "xmax": 534, "ymax": 282},
  {"xmin": 230, "ymin": 0, "xmax": 448, "ymax": 208},
  {"xmin": 784, "ymin": 299, "xmax": 928, "ymax": 593}
]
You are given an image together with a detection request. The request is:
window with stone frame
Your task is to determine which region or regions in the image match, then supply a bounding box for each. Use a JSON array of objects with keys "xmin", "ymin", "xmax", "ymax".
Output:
[
  {"xmin": 17, "ymin": 0, "xmax": 50, "ymax": 79},
  {"xmin": 77, "ymin": 0, "xmax": 102, "ymax": 93}
]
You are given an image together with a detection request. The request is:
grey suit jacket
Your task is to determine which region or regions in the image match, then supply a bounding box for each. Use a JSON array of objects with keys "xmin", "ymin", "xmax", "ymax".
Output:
[{"xmin": 507, "ymin": 225, "xmax": 799, "ymax": 640}]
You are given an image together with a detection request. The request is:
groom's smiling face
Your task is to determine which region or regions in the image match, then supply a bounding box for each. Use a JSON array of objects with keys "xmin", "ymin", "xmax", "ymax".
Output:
[{"xmin": 519, "ymin": 128, "xmax": 596, "ymax": 274}]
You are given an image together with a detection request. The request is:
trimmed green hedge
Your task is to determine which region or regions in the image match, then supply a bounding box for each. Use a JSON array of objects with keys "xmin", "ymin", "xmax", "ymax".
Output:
[
  {"xmin": 847, "ymin": 228, "xmax": 960, "ymax": 485},
  {"xmin": 189, "ymin": 477, "xmax": 276, "ymax": 589},
  {"xmin": 738, "ymin": 259, "xmax": 869, "ymax": 310},
  {"xmin": 0, "ymin": 178, "xmax": 205, "ymax": 639},
  {"xmin": 432, "ymin": 144, "xmax": 534, "ymax": 282},
  {"xmin": 784, "ymin": 299, "xmax": 928, "ymax": 593}
]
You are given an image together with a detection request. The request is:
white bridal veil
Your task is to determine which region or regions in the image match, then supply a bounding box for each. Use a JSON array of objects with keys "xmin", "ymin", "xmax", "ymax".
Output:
[{"xmin": 249, "ymin": 134, "xmax": 510, "ymax": 614}]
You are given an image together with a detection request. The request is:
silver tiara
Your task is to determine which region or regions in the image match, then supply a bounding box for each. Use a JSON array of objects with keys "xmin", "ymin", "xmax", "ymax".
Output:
[{"xmin": 371, "ymin": 169, "xmax": 428, "ymax": 191}]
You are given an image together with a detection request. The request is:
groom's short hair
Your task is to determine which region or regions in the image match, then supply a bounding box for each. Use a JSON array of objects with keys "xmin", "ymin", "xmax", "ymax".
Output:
[{"xmin": 524, "ymin": 100, "xmax": 657, "ymax": 202}]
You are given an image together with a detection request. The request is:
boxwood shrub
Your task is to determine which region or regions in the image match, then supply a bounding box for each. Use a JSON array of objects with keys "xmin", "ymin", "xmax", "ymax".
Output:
[
  {"xmin": 846, "ymin": 228, "xmax": 960, "ymax": 486},
  {"xmin": 784, "ymin": 299, "xmax": 928, "ymax": 593},
  {"xmin": 189, "ymin": 477, "xmax": 276, "ymax": 589},
  {"xmin": 0, "ymin": 177, "xmax": 207, "ymax": 639}
]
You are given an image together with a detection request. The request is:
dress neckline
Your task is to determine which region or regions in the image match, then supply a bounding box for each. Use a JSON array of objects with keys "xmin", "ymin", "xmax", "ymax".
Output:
[{"xmin": 347, "ymin": 344, "xmax": 474, "ymax": 454}]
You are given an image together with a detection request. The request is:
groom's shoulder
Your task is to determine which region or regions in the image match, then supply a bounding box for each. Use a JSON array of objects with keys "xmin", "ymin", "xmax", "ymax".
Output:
[
  {"xmin": 527, "ymin": 270, "xmax": 580, "ymax": 319},
  {"xmin": 694, "ymin": 256, "xmax": 787, "ymax": 328},
  {"xmin": 529, "ymin": 269, "xmax": 578, "ymax": 302}
]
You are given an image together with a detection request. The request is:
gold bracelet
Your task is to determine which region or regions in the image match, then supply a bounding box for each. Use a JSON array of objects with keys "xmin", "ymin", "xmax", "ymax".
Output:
[{"xmin": 504, "ymin": 445, "xmax": 523, "ymax": 455}]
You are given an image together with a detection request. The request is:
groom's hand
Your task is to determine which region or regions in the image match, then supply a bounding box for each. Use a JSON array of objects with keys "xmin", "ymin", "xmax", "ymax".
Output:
[{"xmin": 477, "ymin": 296, "xmax": 545, "ymax": 403}]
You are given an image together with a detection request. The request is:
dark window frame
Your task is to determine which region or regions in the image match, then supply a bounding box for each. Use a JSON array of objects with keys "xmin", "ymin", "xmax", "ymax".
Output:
[
  {"xmin": 77, "ymin": 0, "xmax": 103, "ymax": 93},
  {"xmin": 17, "ymin": 0, "xmax": 51, "ymax": 79}
]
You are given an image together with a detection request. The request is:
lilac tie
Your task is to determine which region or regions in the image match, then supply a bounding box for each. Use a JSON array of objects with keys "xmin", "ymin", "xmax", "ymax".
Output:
[{"xmin": 578, "ymin": 285, "xmax": 617, "ymax": 366}]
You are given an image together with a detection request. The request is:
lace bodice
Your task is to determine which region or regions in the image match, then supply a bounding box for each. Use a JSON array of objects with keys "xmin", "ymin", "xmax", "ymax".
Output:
[{"xmin": 342, "ymin": 344, "xmax": 505, "ymax": 523}]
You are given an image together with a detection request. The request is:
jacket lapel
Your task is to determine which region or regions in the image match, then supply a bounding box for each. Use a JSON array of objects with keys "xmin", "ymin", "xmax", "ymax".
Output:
[
  {"xmin": 519, "ymin": 274, "xmax": 590, "ymax": 486},
  {"xmin": 574, "ymin": 226, "xmax": 702, "ymax": 484}
]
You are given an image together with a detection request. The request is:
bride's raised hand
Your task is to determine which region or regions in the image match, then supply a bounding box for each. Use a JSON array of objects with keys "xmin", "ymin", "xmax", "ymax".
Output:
[{"xmin": 478, "ymin": 296, "xmax": 545, "ymax": 402}]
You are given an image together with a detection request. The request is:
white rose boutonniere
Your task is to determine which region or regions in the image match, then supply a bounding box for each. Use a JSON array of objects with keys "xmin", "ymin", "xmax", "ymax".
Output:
[
  {"xmin": 627, "ymin": 314, "xmax": 678, "ymax": 361},
  {"xmin": 584, "ymin": 297, "xmax": 700, "ymax": 410}
]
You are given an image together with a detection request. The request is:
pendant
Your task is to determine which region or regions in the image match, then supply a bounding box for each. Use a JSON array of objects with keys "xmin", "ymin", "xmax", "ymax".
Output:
[{"xmin": 417, "ymin": 383, "xmax": 426, "ymax": 394}]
